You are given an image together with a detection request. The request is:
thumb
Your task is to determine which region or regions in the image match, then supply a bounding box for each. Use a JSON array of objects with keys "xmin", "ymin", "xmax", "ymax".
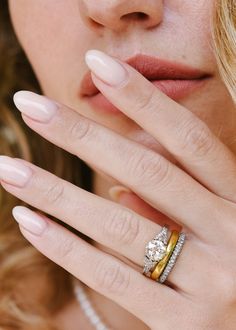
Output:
[{"xmin": 108, "ymin": 185, "xmax": 179, "ymax": 229}]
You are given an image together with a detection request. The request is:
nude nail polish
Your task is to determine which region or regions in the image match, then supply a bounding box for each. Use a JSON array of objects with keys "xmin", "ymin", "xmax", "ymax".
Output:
[
  {"xmin": 13, "ymin": 90, "xmax": 58, "ymax": 122},
  {"xmin": 85, "ymin": 50, "xmax": 129, "ymax": 87},
  {"xmin": 12, "ymin": 206, "xmax": 47, "ymax": 236},
  {"xmin": 0, "ymin": 155, "xmax": 32, "ymax": 187}
]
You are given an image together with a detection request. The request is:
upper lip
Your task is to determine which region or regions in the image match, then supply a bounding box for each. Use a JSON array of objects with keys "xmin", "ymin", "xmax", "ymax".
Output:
[{"xmin": 80, "ymin": 53, "xmax": 210, "ymax": 97}]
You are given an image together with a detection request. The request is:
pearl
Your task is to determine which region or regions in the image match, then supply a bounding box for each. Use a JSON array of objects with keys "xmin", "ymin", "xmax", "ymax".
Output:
[{"xmin": 73, "ymin": 279, "xmax": 110, "ymax": 330}]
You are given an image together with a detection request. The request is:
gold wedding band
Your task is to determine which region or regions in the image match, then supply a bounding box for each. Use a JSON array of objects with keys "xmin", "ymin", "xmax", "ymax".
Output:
[{"xmin": 150, "ymin": 230, "xmax": 179, "ymax": 281}]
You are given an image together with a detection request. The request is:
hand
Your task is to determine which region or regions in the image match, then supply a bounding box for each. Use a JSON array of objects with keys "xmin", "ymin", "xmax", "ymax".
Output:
[{"xmin": 1, "ymin": 49, "xmax": 236, "ymax": 329}]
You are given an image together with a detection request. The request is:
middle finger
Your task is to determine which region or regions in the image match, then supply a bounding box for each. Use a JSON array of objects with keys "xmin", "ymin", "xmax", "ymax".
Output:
[{"xmin": 12, "ymin": 90, "xmax": 223, "ymax": 237}]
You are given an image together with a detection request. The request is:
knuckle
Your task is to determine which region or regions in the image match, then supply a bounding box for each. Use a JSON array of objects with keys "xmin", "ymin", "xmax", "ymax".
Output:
[
  {"xmin": 57, "ymin": 236, "xmax": 77, "ymax": 260},
  {"xmin": 102, "ymin": 208, "xmax": 140, "ymax": 246},
  {"xmin": 128, "ymin": 151, "xmax": 171, "ymax": 188},
  {"xmin": 68, "ymin": 118, "xmax": 95, "ymax": 143},
  {"xmin": 134, "ymin": 86, "xmax": 158, "ymax": 115},
  {"xmin": 179, "ymin": 118, "xmax": 215, "ymax": 157},
  {"xmin": 93, "ymin": 258, "xmax": 131, "ymax": 295},
  {"xmin": 43, "ymin": 180, "xmax": 65, "ymax": 205}
]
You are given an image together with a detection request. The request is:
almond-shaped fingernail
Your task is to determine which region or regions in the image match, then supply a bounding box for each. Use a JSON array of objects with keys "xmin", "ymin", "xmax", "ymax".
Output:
[
  {"xmin": 85, "ymin": 50, "xmax": 129, "ymax": 87},
  {"xmin": 0, "ymin": 155, "xmax": 32, "ymax": 187},
  {"xmin": 13, "ymin": 90, "xmax": 58, "ymax": 123},
  {"xmin": 12, "ymin": 206, "xmax": 48, "ymax": 236}
]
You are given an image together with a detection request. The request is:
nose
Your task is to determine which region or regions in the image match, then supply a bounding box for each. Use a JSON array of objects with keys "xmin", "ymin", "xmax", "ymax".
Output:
[{"xmin": 79, "ymin": 0, "xmax": 163, "ymax": 32}]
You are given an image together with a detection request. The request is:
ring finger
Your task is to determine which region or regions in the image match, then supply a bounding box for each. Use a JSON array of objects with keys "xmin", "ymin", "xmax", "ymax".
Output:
[{"xmin": 13, "ymin": 205, "xmax": 182, "ymax": 329}]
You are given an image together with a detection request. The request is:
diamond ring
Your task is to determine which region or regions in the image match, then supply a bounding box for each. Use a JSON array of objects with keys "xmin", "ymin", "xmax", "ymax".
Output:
[{"xmin": 143, "ymin": 225, "xmax": 169, "ymax": 276}]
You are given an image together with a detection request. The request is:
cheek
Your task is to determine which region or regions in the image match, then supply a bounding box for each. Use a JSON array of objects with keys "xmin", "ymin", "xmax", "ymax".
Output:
[
  {"xmin": 9, "ymin": 2, "xmax": 60, "ymax": 76},
  {"xmin": 179, "ymin": 1, "xmax": 214, "ymax": 52},
  {"xmin": 8, "ymin": 1, "xmax": 88, "ymax": 97}
]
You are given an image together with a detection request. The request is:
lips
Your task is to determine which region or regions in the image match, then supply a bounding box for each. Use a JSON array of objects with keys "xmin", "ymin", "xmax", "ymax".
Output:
[{"xmin": 80, "ymin": 53, "xmax": 210, "ymax": 98}]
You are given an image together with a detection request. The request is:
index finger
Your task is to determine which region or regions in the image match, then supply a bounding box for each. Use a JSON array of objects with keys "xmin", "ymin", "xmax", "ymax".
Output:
[{"xmin": 85, "ymin": 50, "xmax": 236, "ymax": 203}]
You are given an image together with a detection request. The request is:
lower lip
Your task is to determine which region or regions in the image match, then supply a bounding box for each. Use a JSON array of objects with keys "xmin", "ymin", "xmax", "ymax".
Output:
[{"xmin": 85, "ymin": 78, "xmax": 209, "ymax": 114}]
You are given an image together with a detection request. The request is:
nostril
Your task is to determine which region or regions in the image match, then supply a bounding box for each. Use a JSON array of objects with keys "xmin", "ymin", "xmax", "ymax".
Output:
[
  {"xmin": 88, "ymin": 17, "xmax": 103, "ymax": 29},
  {"xmin": 86, "ymin": 11, "xmax": 151, "ymax": 32},
  {"xmin": 121, "ymin": 12, "xmax": 149, "ymax": 22}
]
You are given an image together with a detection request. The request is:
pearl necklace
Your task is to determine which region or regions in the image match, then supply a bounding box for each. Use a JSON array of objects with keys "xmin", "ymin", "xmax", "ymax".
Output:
[{"xmin": 73, "ymin": 279, "xmax": 111, "ymax": 330}]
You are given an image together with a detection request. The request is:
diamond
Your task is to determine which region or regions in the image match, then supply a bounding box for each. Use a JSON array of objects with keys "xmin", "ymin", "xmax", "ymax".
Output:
[
  {"xmin": 145, "ymin": 239, "xmax": 167, "ymax": 262},
  {"xmin": 143, "ymin": 226, "xmax": 169, "ymax": 276}
]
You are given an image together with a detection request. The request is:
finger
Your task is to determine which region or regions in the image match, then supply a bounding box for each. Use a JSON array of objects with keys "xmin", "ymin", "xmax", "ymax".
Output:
[
  {"xmin": 85, "ymin": 50, "xmax": 236, "ymax": 203},
  {"xmin": 12, "ymin": 92, "xmax": 221, "ymax": 235},
  {"xmin": 0, "ymin": 156, "xmax": 211, "ymax": 292},
  {"xmin": 12, "ymin": 205, "xmax": 182, "ymax": 327},
  {"xmin": 0, "ymin": 156, "xmax": 201, "ymax": 292}
]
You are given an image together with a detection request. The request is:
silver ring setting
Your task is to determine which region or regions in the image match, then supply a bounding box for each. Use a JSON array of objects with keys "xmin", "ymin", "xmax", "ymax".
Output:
[
  {"xmin": 143, "ymin": 225, "xmax": 169, "ymax": 276},
  {"xmin": 158, "ymin": 232, "xmax": 186, "ymax": 283}
]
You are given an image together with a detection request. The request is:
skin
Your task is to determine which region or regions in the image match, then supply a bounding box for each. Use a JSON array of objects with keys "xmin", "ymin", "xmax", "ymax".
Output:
[{"xmin": 3, "ymin": 0, "xmax": 236, "ymax": 329}]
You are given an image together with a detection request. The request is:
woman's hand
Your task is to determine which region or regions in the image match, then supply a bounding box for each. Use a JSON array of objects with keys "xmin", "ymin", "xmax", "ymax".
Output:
[{"xmin": 1, "ymin": 49, "xmax": 236, "ymax": 329}]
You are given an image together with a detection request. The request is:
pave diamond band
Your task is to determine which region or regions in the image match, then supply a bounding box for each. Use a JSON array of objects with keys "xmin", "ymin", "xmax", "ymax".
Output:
[
  {"xmin": 158, "ymin": 232, "xmax": 186, "ymax": 283},
  {"xmin": 143, "ymin": 225, "xmax": 169, "ymax": 276}
]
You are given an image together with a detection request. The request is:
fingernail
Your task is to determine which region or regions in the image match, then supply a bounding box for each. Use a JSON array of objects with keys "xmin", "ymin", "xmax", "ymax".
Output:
[
  {"xmin": 13, "ymin": 90, "xmax": 58, "ymax": 123},
  {"xmin": 0, "ymin": 155, "xmax": 32, "ymax": 187},
  {"xmin": 108, "ymin": 185, "xmax": 132, "ymax": 202},
  {"xmin": 85, "ymin": 50, "xmax": 129, "ymax": 87},
  {"xmin": 12, "ymin": 206, "xmax": 47, "ymax": 236}
]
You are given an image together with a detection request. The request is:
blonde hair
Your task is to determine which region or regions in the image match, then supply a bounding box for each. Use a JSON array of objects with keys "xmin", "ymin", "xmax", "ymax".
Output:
[
  {"xmin": 0, "ymin": 0, "xmax": 235, "ymax": 328},
  {"xmin": 213, "ymin": 0, "xmax": 236, "ymax": 103}
]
